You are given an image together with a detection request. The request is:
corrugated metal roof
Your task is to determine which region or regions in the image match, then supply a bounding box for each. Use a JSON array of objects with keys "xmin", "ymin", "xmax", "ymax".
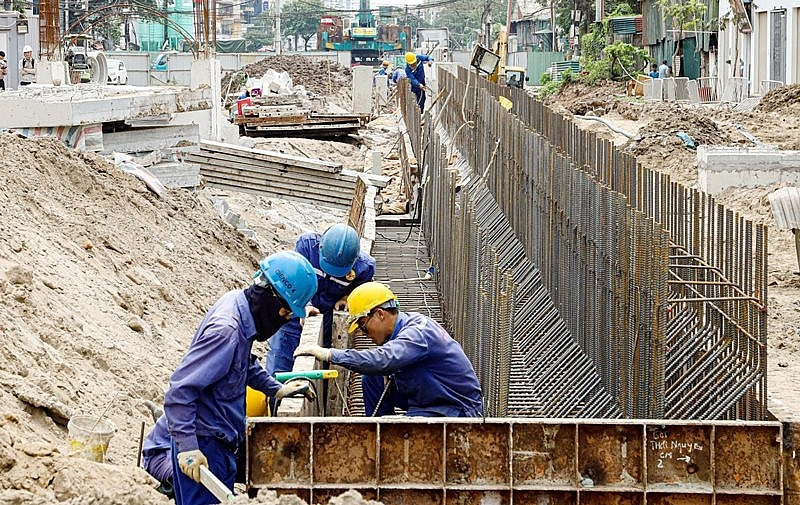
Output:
[{"xmin": 611, "ymin": 16, "xmax": 641, "ymax": 34}]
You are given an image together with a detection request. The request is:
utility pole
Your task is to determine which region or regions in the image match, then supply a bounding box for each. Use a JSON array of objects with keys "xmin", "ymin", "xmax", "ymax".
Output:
[{"xmin": 273, "ymin": 0, "xmax": 282, "ymax": 54}]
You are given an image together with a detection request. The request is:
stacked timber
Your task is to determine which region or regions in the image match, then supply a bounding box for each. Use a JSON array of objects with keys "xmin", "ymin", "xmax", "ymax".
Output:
[
  {"xmin": 186, "ymin": 140, "xmax": 357, "ymax": 209},
  {"xmin": 233, "ymin": 99, "xmax": 369, "ymax": 137}
]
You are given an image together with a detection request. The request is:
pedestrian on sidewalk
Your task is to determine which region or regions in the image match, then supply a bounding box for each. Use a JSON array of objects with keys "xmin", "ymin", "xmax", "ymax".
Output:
[
  {"xmin": 294, "ymin": 282, "xmax": 484, "ymax": 417},
  {"xmin": 164, "ymin": 251, "xmax": 317, "ymax": 505},
  {"xmin": 0, "ymin": 51, "xmax": 7, "ymax": 91}
]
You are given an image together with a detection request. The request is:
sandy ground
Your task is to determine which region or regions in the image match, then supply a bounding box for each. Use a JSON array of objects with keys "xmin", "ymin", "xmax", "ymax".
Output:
[
  {"xmin": 546, "ymin": 82, "xmax": 800, "ymax": 415},
  {"xmin": 0, "ymin": 98, "xmax": 403, "ymax": 503}
]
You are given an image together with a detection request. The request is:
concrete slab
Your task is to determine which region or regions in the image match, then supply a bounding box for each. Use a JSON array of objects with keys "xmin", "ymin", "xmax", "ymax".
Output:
[
  {"xmin": 698, "ymin": 146, "xmax": 800, "ymax": 194},
  {"xmin": 102, "ymin": 124, "xmax": 201, "ymax": 154},
  {"xmin": 352, "ymin": 66, "xmax": 372, "ymax": 114},
  {"xmin": 0, "ymin": 84, "xmax": 212, "ymax": 129}
]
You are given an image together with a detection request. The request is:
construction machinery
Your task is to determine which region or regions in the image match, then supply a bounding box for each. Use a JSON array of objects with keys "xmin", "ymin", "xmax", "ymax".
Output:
[{"xmin": 318, "ymin": 0, "xmax": 408, "ymax": 66}]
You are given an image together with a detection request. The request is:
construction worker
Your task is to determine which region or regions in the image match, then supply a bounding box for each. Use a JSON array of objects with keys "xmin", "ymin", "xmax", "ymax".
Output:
[
  {"xmin": 164, "ymin": 251, "xmax": 318, "ymax": 505},
  {"xmin": 294, "ymin": 282, "xmax": 484, "ymax": 417},
  {"xmin": 404, "ymin": 51, "xmax": 434, "ymax": 113},
  {"xmin": 265, "ymin": 224, "xmax": 375, "ymax": 377},
  {"xmin": 18, "ymin": 45, "xmax": 35, "ymax": 86},
  {"xmin": 376, "ymin": 60, "xmax": 391, "ymax": 86}
]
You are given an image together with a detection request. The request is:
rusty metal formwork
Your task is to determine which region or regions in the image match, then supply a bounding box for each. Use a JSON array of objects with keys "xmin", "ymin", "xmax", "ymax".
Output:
[
  {"xmin": 401, "ymin": 67, "xmax": 768, "ymax": 420},
  {"xmin": 246, "ymin": 417, "xmax": 785, "ymax": 504}
]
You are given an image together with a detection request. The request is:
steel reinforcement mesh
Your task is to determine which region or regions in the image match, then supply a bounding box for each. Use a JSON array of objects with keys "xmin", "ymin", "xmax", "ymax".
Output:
[{"xmin": 395, "ymin": 67, "xmax": 768, "ymax": 420}]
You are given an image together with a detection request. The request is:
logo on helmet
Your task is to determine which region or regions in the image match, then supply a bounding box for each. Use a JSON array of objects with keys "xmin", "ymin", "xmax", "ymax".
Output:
[{"xmin": 274, "ymin": 268, "xmax": 296, "ymax": 294}]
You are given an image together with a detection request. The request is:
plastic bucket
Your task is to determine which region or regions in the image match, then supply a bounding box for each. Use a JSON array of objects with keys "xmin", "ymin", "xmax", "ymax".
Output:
[{"xmin": 67, "ymin": 415, "xmax": 116, "ymax": 463}]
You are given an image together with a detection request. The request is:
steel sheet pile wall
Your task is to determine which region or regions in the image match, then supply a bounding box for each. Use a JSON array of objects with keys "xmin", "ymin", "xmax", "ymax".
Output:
[{"xmin": 247, "ymin": 417, "xmax": 785, "ymax": 504}]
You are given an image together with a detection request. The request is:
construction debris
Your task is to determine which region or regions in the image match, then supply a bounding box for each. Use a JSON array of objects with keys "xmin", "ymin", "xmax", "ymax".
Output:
[
  {"xmin": 221, "ymin": 55, "xmax": 353, "ymax": 111},
  {"xmin": 233, "ymin": 98, "xmax": 369, "ymax": 137}
]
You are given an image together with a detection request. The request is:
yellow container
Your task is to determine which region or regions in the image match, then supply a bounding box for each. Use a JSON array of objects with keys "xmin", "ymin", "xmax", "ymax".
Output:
[{"xmin": 67, "ymin": 415, "xmax": 116, "ymax": 463}]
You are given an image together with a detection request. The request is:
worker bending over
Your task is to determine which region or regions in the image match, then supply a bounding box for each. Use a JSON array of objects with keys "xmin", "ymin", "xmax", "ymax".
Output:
[
  {"xmin": 404, "ymin": 52, "xmax": 434, "ymax": 113},
  {"xmin": 164, "ymin": 251, "xmax": 317, "ymax": 505},
  {"xmin": 295, "ymin": 282, "xmax": 483, "ymax": 417},
  {"xmin": 266, "ymin": 224, "xmax": 375, "ymax": 376}
]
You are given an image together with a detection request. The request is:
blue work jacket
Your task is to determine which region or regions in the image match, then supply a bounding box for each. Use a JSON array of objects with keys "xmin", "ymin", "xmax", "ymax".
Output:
[
  {"xmin": 164, "ymin": 290, "xmax": 283, "ymax": 453},
  {"xmin": 405, "ymin": 55, "xmax": 433, "ymax": 93},
  {"xmin": 295, "ymin": 233, "xmax": 375, "ymax": 312},
  {"xmin": 330, "ymin": 311, "xmax": 484, "ymax": 417}
]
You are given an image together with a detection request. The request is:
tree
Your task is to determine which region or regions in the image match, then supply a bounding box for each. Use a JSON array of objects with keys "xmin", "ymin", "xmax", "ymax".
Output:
[
  {"xmin": 432, "ymin": 0, "xmax": 507, "ymax": 49},
  {"xmin": 656, "ymin": 0, "xmax": 707, "ymax": 57},
  {"xmin": 281, "ymin": 0, "xmax": 327, "ymax": 51},
  {"xmin": 245, "ymin": 11, "xmax": 275, "ymax": 51}
]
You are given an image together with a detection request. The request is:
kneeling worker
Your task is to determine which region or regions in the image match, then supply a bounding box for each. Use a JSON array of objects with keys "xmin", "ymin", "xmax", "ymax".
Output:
[{"xmin": 294, "ymin": 282, "xmax": 483, "ymax": 417}]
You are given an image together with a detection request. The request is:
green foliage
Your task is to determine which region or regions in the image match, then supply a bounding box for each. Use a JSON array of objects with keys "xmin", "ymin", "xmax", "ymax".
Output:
[
  {"xmin": 432, "ymin": 0, "xmax": 508, "ymax": 49},
  {"xmin": 657, "ymin": 0, "xmax": 707, "ymax": 32},
  {"xmin": 579, "ymin": 23, "xmax": 607, "ymax": 62},
  {"xmin": 540, "ymin": 72, "xmax": 551, "ymax": 85},
  {"xmin": 579, "ymin": 15, "xmax": 648, "ymax": 84},
  {"xmin": 245, "ymin": 12, "xmax": 275, "ymax": 51},
  {"xmin": 282, "ymin": 0, "xmax": 327, "ymax": 51}
]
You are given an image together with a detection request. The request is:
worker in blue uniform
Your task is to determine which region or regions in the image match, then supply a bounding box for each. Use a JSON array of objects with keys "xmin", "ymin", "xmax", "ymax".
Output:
[
  {"xmin": 142, "ymin": 415, "xmax": 174, "ymax": 498},
  {"xmin": 404, "ymin": 52, "xmax": 434, "ymax": 113},
  {"xmin": 164, "ymin": 251, "xmax": 318, "ymax": 505},
  {"xmin": 294, "ymin": 282, "xmax": 484, "ymax": 417},
  {"xmin": 265, "ymin": 224, "xmax": 375, "ymax": 377}
]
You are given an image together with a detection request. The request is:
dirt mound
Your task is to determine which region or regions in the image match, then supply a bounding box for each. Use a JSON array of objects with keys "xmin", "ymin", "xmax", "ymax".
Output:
[
  {"xmin": 222, "ymin": 55, "xmax": 353, "ymax": 111},
  {"xmin": 0, "ymin": 133, "xmax": 263, "ymax": 502},
  {"xmin": 630, "ymin": 103, "xmax": 732, "ymax": 153},
  {"xmin": 544, "ymin": 80, "xmax": 627, "ymax": 116},
  {"xmin": 757, "ymin": 84, "xmax": 800, "ymax": 114}
]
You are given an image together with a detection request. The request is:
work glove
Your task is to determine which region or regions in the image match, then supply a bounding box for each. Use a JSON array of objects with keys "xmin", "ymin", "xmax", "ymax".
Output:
[
  {"xmin": 293, "ymin": 344, "xmax": 331, "ymax": 362},
  {"xmin": 276, "ymin": 380, "xmax": 316, "ymax": 401},
  {"xmin": 177, "ymin": 449, "xmax": 208, "ymax": 483},
  {"xmin": 334, "ymin": 297, "xmax": 348, "ymax": 311}
]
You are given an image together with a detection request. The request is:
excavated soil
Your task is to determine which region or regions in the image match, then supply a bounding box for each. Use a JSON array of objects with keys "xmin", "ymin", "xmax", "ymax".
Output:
[
  {"xmin": 0, "ymin": 132, "xmax": 268, "ymax": 503},
  {"xmin": 757, "ymin": 84, "xmax": 800, "ymax": 115},
  {"xmin": 222, "ymin": 55, "xmax": 353, "ymax": 111}
]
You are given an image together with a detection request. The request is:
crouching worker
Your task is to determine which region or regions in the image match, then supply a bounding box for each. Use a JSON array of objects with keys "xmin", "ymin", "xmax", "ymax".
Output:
[
  {"xmin": 294, "ymin": 282, "xmax": 483, "ymax": 417},
  {"xmin": 163, "ymin": 251, "xmax": 318, "ymax": 505}
]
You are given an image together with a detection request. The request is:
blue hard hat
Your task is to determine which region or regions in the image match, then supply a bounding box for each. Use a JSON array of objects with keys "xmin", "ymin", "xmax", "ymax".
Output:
[
  {"xmin": 256, "ymin": 251, "xmax": 318, "ymax": 318},
  {"xmin": 319, "ymin": 224, "xmax": 360, "ymax": 278}
]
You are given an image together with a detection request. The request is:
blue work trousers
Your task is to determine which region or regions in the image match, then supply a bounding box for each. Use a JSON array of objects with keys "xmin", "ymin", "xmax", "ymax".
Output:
[
  {"xmin": 413, "ymin": 89, "xmax": 426, "ymax": 113},
  {"xmin": 171, "ymin": 436, "xmax": 236, "ymax": 505}
]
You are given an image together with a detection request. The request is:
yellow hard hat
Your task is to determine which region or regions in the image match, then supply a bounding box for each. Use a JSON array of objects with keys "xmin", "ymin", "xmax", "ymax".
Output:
[
  {"xmin": 346, "ymin": 282, "xmax": 398, "ymax": 333},
  {"xmin": 404, "ymin": 52, "xmax": 417, "ymax": 65},
  {"xmin": 246, "ymin": 386, "xmax": 267, "ymax": 417}
]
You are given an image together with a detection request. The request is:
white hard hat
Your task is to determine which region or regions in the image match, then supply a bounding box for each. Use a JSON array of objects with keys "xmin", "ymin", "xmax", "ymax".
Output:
[{"xmin": 22, "ymin": 45, "xmax": 32, "ymax": 53}]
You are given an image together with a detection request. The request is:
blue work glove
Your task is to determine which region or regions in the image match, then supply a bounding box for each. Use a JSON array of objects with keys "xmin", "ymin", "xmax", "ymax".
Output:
[{"xmin": 177, "ymin": 449, "xmax": 208, "ymax": 483}]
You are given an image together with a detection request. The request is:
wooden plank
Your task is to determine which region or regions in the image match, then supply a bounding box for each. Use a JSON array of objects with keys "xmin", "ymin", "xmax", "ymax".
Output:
[
  {"xmin": 200, "ymin": 140, "xmax": 341, "ymax": 172},
  {"xmin": 186, "ymin": 151, "xmax": 357, "ymax": 184},
  {"xmin": 197, "ymin": 162, "xmax": 355, "ymax": 200},
  {"xmin": 203, "ymin": 180, "xmax": 348, "ymax": 210},
  {"xmin": 247, "ymin": 122, "xmax": 362, "ymax": 133},
  {"xmin": 341, "ymin": 169, "xmax": 391, "ymax": 189},
  {"xmin": 199, "ymin": 166, "xmax": 355, "ymax": 201},
  {"xmin": 201, "ymin": 171, "xmax": 353, "ymax": 206},
  {"xmin": 233, "ymin": 114, "xmax": 310, "ymax": 126}
]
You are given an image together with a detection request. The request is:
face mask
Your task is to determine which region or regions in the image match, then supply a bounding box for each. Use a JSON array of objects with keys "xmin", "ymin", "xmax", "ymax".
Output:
[{"xmin": 243, "ymin": 285, "xmax": 289, "ymax": 341}]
